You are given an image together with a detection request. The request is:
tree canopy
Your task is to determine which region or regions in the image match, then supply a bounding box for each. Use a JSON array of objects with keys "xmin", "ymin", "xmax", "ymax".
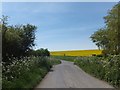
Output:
[
  {"xmin": 1, "ymin": 15, "xmax": 50, "ymax": 63},
  {"xmin": 91, "ymin": 2, "xmax": 120, "ymax": 55}
]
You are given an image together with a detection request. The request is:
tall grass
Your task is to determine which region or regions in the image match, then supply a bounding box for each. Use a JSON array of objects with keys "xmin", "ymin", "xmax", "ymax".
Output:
[
  {"xmin": 74, "ymin": 55, "xmax": 120, "ymax": 88},
  {"xmin": 2, "ymin": 56, "xmax": 61, "ymax": 89}
]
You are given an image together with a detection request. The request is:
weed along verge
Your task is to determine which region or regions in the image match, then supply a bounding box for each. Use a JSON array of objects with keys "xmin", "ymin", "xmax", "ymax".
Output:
[
  {"xmin": 2, "ymin": 56, "xmax": 61, "ymax": 89},
  {"xmin": 74, "ymin": 55, "xmax": 120, "ymax": 88}
]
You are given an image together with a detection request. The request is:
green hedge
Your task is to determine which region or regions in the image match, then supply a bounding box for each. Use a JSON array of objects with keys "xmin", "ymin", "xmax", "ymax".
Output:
[
  {"xmin": 2, "ymin": 56, "xmax": 60, "ymax": 89},
  {"xmin": 74, "ymin": 55, "xmax": 120, "ymax": 88}
]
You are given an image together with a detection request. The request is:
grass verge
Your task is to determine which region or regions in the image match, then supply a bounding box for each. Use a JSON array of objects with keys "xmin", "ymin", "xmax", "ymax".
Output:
[
  {"xmin": 74, "ymin": 56, "xmax": 120, "ymax": 88},
  {"xmin": 2, "ymin": 56, "xmax": 61, "ymax": 89}
]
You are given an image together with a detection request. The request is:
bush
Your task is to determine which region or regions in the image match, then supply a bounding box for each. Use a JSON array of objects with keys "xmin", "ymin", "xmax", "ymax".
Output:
[
  {"xmin": 29, "ymin": 48, "xmax": 50, "ymax": 57},
  {"xmin": 49, "ymin": 57, "xmax": 61, "ymax": 65},
  {"xmin": 2, "ymin": 56, "xmax": 52, "ymax": 89}
]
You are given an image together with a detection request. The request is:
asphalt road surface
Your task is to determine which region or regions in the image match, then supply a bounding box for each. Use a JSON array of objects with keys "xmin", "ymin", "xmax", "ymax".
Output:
[{"xmin": 35, "ymin": 60, "xmax": 113, "ymax": 88}]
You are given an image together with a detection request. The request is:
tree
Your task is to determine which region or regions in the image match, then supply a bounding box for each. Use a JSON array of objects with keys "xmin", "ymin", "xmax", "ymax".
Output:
[
  {"xmin": 19, "ymin": 24, "xmax": 37, "ymax": 56},
  {"xmin": 91, "ymin": 2, "xmax": 120, "ymax": 55},
  {"xmin": 44, "ymin": 49, "xmax": 50, "ymax": 56},
  {"xmin": 90, "ymin": 28, "xmax": 108, "ymax": 50},
  {"xmin": 35, "ymin": 48, "xmax": 50, "ymax": 57},
  {"xmin": 104, "ymin": 2, "xmax": 120, "ymax": 54},
  {"xmin": 28, "ymin": 48, "xmax": 50, "ymax": 57},
  {"xmin": 1, "ymin": 16, "xmax": 37, "ymax": 62}
]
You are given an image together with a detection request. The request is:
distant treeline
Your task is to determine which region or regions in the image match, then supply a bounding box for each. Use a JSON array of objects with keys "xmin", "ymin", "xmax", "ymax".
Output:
[
  {"xmin": 90, "ymin": 2, "xmax": 120, "ymax": 55},
  {"xmin": 29, "ymin": 48, "xmax": 50, "ymax": 57},
  {"xmin": 1, "ymin": 16, "xmax": 50, "ymax": 63}
]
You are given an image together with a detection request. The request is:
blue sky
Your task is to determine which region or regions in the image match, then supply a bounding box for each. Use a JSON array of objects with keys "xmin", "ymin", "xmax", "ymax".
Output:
[{"xmin": 2, "ymin": 2, "xmax": 116, "ymax": 51}]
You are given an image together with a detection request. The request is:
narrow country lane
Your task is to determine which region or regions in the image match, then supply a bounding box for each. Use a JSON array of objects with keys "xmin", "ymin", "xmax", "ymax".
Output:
[{"xmin": 35, "ymin": 60, "xmax": 113, "ymax": 88}]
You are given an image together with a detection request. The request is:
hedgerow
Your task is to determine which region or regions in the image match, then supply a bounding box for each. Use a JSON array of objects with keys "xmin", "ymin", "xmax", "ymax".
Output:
[
  {"xmin": 2, "ymin": 56, "xmax": 61, "ymax": 89},
  {"xmin": 74, "ymin": 55, "xmax": 120, "ymax": 88}
]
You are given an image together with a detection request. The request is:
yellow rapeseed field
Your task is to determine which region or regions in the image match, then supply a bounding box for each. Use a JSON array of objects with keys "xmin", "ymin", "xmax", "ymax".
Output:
[{"xmin": 50, "ymin": 49, "xmax": 102, "ymax": 56}]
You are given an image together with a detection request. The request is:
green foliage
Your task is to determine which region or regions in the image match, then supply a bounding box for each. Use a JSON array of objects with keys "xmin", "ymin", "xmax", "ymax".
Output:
[
  {"xmin": 52, "ymin": 56, "xmax": 76, "ymax": 62},
  {"xmin": 29, "ymin": 48, "xmax": 50, "ymax": 57},
  {"xmin": 90, "ymin": 28, "xmax": 108, "ymax": 50},
  {"xmin": 2, "ymin": 56, "xmax": 52, "ymax": 89},
  {"xmin": 2, "ymin": 56, "xmax": 61, "ymax": 89},
  {"xmin": 49, "ymin": 57, "xmax": 61, "ymax": 65},
  {"xmin": 1, "ymin": 15, "xmax": 53, "ymax": 89},
  {"xmin": 74, "ymin": 55, "xmax": 120, "ymax": 88},
  {"xmin": 90, "ymin": 2, "xmax": 120, "ymax": 55},
  {"xmin": 1, "ymin": 16, "xmax": 37, "ymax": 62}
]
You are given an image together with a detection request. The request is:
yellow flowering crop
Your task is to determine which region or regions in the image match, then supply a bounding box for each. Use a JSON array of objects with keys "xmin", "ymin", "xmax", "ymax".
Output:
[{"xmin": 50, "ymin": 49, "xmax": 102, "ymax": 56}]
